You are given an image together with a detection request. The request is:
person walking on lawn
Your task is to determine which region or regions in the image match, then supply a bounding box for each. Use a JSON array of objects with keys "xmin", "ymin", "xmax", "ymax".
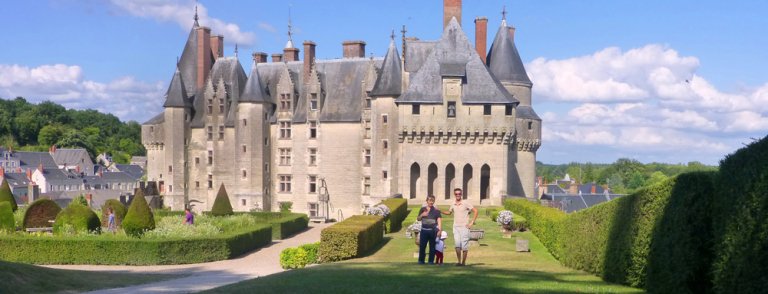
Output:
[{"xmin": 441, "ymin": 188, "xmax": 478, "ymax": 266}]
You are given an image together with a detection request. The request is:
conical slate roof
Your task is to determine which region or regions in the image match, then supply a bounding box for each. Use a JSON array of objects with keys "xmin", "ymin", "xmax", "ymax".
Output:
[
  {"xmin": 487, "ymin": 23, "xmax": 532, "ymax": 86},
  {"xmin": 240, "ymin": 60, "xmax": 269, "ymax": 103},
  {"xmin": 163, "ymin": 67, "xmax": 190, "ymax": 108},
  {"xmin": 370, "ymin": 39, "xmax": 402, "ymax": 97},
  {"xmin": 177, "ymin": 27, "xmax": 202, "ymax": 96},
  {"xmin": 398, "ymin": 17, "xmax": 516, "ymax": 104}
]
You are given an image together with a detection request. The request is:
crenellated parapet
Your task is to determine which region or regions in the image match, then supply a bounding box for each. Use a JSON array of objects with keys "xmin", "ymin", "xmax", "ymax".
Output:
[
  {"xmin": 515, "ymin": 138, "xmax": 541, "ymax": 152},
  {"xmin": 398, "ymin": 126, "xmax": 514, "ymax": 145}
]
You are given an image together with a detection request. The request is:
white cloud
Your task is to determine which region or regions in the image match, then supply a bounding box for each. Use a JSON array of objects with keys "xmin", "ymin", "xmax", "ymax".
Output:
[
  {"xmin": 110, "ymin": 0, "xmax": 256, "ymax": 46},
  {"xmin": 0, "ymin": 64, "xmax": 164, "ymax": 122},
  {"xmin": 258, "ymin": 22, "xmax": 277, "ymax": 33},
  {"xmin": 531, "ymin": 44, "xmax": 768, "ymax": 165}
]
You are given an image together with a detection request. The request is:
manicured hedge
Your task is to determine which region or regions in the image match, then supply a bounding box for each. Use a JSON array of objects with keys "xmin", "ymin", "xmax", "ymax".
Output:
[
  {"xmin": 505, "ymin": 199, "xmax": 566, "ymax": 259},
  {"xmin": 711, "ymin": 135, "xmax": 768, "ymax": 293},
  {"xmin": 0, "ymin": 202, "xmax": 14, "ymax": 232},
  {"xmin": 53, "ymin": 204, "xmax": 101, "ymax": 234},
  {"xmin": 280, "ymin": 242, "xmax": 320, "ymax": 269},
  {"xmin": 0, "ymin": 224, "xmax": 272, "ymax": 265},
  {"xmin": 122, "ymin": 190, "xmax": 155, "ymax": 237},
  {"xmin": 0, "ymin": 179, "xmax": 17, "ymax": 212},
  {"xmin": 101, "ymin": 199, "xmax": 127, "ymax": 228},
  {"xmin": 379, "ymin": 198, "xmax": 408, "ymax": 233},
  {"xmin": 211, "ymin": 184, "xmax": 234, "ymax": 216},
  {"xmin": 318, "ymin": 215, "xmax": 384, "ymax": 263},
  {"xmin": 23, "ymin": 199, "xmax": 61, "ymax": 229}
]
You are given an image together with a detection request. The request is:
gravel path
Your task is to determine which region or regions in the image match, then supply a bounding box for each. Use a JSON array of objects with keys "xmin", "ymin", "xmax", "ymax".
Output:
[{"xmin": 44, "ymin": 222, "xmax": 332, "ymax": 293}]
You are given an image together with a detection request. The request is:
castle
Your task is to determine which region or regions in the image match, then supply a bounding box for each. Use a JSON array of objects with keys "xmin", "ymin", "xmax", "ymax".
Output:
[{"xmin": 141, "ymin": 0, "xmax": 541, "ymax": 218}]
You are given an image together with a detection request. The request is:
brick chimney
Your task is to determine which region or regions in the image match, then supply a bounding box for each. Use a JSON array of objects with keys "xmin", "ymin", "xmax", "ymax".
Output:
[
  {"xmin": 342, "ymin": 41, "xmax": 365, "ymax": 58},
  {"xmin": 284, "ymin": 47, "xmax": 300, "ymax": 62},
  {"xmin": 210, "ymin": 35, "xmax": 224, "ymax": 61},
  {"xmin": 271, "ymin": 53, "xmax": 283, "ymax": 63},
  {"xmin": 591, "ymin": 184, "xmax": 596, "ymax": 194},
  {"xmin": 443, "ymin": 0, "xmax": 462, "ymax": 29},
  {"xmin": 303, "ymin": 41, "xmax": 316, "ymax": 81},
  {"xmin": 0, "ymin": 166, "xmax": 5, "ymax": 178},
  {"xmin": 26, "ymin": 168, "xmax": 31, "ymax": 180},
  {"xmin": 253, "ymin": 52, "xmax": 268, "ymax": 64},
  {"xmin": 508, "ymin": 26, "xmax": 516, "ymax": 42},
  {"xmin": 195, "ymin": 26, "xmax": 213, "ymax": 91},
  {"xmin": 474, "ymin": 17, "xmax": 488, "ymax": 64}
]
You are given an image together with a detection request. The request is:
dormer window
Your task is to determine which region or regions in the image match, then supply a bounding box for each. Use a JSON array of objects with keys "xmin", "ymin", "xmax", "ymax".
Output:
[
  {"xmin": 310, "ymin": 93, "xmax": 318, "ymax": 110},
  {"xmin": 207, "ymin": 99, "xmax": 213, "ymax": 114},
  {"xmin": 280, "ymin": 94, "xmax": 292, "ymax": 111},
  {"xmin": 412, "ymin": 104, "xmax": 421, "ymax": 115}
]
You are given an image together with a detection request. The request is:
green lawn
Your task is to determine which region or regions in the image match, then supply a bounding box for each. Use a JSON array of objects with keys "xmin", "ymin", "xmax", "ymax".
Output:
[
  {"xmin": 206, "ymin": 206, "xmax": 642, "ymax": 293},
  {"xmin": 0, "ymin": 260, "xmax": 179, "ymax": 293}
]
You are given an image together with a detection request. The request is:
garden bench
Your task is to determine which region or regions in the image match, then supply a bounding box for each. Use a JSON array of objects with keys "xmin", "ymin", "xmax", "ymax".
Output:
[{"xmin": 25, "ymin": 227, "xmax": 53, "ymax": 233}]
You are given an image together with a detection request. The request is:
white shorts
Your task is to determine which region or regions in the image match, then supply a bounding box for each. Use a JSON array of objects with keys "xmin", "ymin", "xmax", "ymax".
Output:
[{"xmin": 453, "ymin": 226, "xmax": 470, "ymax": 251}]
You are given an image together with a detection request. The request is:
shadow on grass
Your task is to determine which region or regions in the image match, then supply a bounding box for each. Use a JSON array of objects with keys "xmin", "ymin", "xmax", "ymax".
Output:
[{"xmin": 204, "ymin": 262, "xmax": 640, "ymax": 294}]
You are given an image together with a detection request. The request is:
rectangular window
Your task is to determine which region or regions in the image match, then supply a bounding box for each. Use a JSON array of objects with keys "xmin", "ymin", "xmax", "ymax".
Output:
[
  {"xmin": 219, "ymin": 99, "xmax": 224, "ymax": 113},
  {"xmin": 195, "ymin": 157, "xmax": 200, "ymax": 166},
  {"xmin": 168, "ymin": 185, "xmax": 172, "ymax": 193},
  {"xmin": 195, "ymin": 181, "xmax": 200, "ymax": 189},
  {"xmin": 309, "ymin": 121, "xmax": 317, "ymax": 139},
  {"xmin": 280, "ymin": 94, "xmax": 292, "ymax": 111},
  {"xmin": 308, "ymin": 203, "xmax": 318, "ymax": 217},
  {"xmin": 382, "ymin": 114, "xmax": 388, "ymax": 124},
  {"xmin": 505, "ymin": 105, "xmax": 513, "ymax": 116},
  {"xmin": 243, "ymin": 119, "xmax": 247, "ymax": 126},
  {"xmin": 383, "ymin": 170, "xmax": 388, "ymax": 180},
  {"xmin": 364, "ymin": 148, "xmax": 371, "ymax": 166},
  {"xmin": 412, "ymin": 104, "xmax": 420, "ymax": 115},
  {"xmin": 279, "ymin": 121, "xmax": 292, "ymax": 139},
  {"xmin": 242, "ymin": 145, "xmax": 247, "ymax": 153},
  {"xmin": 218, "ymin": 126, "xmax": 225, "ymax": 140},
  {"xmin": 208, "ymin": 150, "xmax": 213, "ymax": 165},
  {"xmin": 207, "ymin": 174, "xmax": 213, "ymax": 189},
  {"xmin": 310, "ymin": 93, "xmax": 318, "ymax": 110},
  {"xmin": 308, "ymin": 175, "xmax": 317, "ymax": 193},
  {"xmin": 365, "ymin": 125, "xmax": 371, "ymax": 139},
  {"xmin": 242, "ymin": 169, "xmax": 247, "ymax": 178},
  {"xmin": 207, "ymin": 126, "xmax": 213, "ymax": 141},
  {"xmin": 241, "ymin": 199, "xmax": 246, "ymax": 207},
  {"xmin": 279, "ymin": 175, "xmax": 292, "ymax": 192},
  {"xmin": 365, "ymin": 97, "xmax": 372, "ymax": 109},
  {"xmin": 309, "ymin": 148, "xmax": 317, "ymax": 166},
  {"xmin": 207, "ymin": 99, "xmax": 213, "ymax": 114},
  {"xmin": 528, "ymin": 121, "xmax": 533, "ymax": 130},
  {"xmin": 168, "ymin": 165, "xmax": 173, "ymax": 173},
  {"xmin": 383, "ymin": 140, "xmax": 388, "ymax": 149},
  {"xmin": 150, "ymin": 126, "xmax": 154, "ymax": 133},
  {"xmin": 279, "ymin": 148, "xmax": 292, "ymax": 166},
  {"xmin": 447, "ymin": 101, "xmax": 457, "ymax": 118},
  {"xmin": 363, "ymin": 177, "xmax": 370, "ymax": 195},
  {"xmin": 484, "ymin": 104, "xmax": 492, "ymax": 115},
  {"xmin": 264, "ymin": 138, "xmax": 269, "ymax": 146}
]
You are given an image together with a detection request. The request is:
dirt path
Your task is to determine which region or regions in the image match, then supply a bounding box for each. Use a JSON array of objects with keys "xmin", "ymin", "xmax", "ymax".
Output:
[{"xmin": 44, "ymin": 222, "xmax": 332, "ymax": 293}]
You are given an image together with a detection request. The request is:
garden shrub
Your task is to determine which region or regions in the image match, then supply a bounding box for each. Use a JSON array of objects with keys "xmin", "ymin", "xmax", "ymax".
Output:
[
  {"xmin": 489, "ymin": 209, "xmax": 499, "ymax": 223},
  {"xmin": 280, "ymin": 242, "xmax": 320, "ymax": 269},
  {"xmin": 0, "ymin": 202, "xmax": 15, "ymax": 232},
  {"xmin": 265, "ymin": 213, "xmax": 309, "ymax": 239},
  {"xmin": 23, "ymin": 199, "xmax": 61, "ymax": 229},
  {"xmin": 210, "ymin": 184, "xmax": 234, "ymax": 216},
  {"xmin": 711, "ymin": 135, "xmax": 768, "ymax": 293},
  {"xmin": 100, "ymin": 199, "xmax": 127, "ymax": 228},
  {"xmin": 0, "ymin": 179, "xmax": 17, "ymax": 212},
  {"xmin": 122, "ymin": 190, "xmax": 155, "ymax": 237},
  {"xmin": 318, "ymin": 215, "xmax": 384, "ymax": 263},
  {"xmin": 505, "ymin": 199, "xmax": 566, "ymax": 259},
  {"xmin": 379, "ymin": 198, "xmax": 407, "ymax": 233},
  {"xmin": 279, "ymin": 201, "xmax": 293, "ymax": 213},
  {"xmin": 0, "ymin": 224, "xmax": 272, "ymax": 265},
  {"xmin": 53, "ymin": 204, "xmax": 101, "ymax": 234},
  {"xmin": 70, "ymin": 194, "xmax": 88, "ymax": 207}
]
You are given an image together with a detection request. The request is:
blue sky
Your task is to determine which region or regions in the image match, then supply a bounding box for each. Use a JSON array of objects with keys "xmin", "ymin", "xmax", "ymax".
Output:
[{"xmin": 1, "ymin": 0, "xmax": 766, "ymax": 165}]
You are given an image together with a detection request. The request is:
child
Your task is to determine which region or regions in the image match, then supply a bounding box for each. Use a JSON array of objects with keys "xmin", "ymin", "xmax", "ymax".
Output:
[
  {"xmin": 107, "ymin": 207, "xmax": 116, "ymax": 234},
  {"xmin": 435, "ymin": 230, "xmax": 448, "ymax": 265}
]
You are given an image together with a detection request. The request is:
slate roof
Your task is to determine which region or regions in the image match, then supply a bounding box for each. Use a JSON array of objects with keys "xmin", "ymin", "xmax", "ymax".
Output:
[
  {"xmin": 370, "ymin": 39, "xmax": 403, "ymax": 97},
  {"xmin": 516, "ymin": 105, "xmax": 541, "ymax": 121},
  {"xmin": 114, "ymin": 164, "xmax": 145, "ymax": 180},
  {"xmin": 0, "ymin": 149, "xmax": 59, "ymax": 171},
  {"xmin": 2, "ymin": 172, "xmax": 31, "ymax": 189},
  {"xmin": 190, "ymin": 57, "xmax": 248, "ymax": 128},
  {"xmin": 397, "ymin": 18, "xmax": 517, "ymax": 105},
  {"xmin": 143, "ymin": 112, "xmax": 165, "ymax": 125},
  {"xmin": 163, "ymin": 67, "xmax": 191, "ymax": 108},
  {"xmin": 239, "ymin": 60, "xmax": 270, "ymax": 103},
  {"xmin": 404, "ymin": 40, "xmax": 436, "ymax": 73},
  {"xmin": 50, "ymin": 148, "xmax": 91, "ymax": 167},
  {"xmin": 178, "ymin": 25, "xmax": 212, "ymax": 96},
  {"xmin": 40, "ymin": 169, "xmax": 83, "ymax": 186},
  {"xmin": 486, "ymin": 22, "xmax": 532, "ymax": 86}
]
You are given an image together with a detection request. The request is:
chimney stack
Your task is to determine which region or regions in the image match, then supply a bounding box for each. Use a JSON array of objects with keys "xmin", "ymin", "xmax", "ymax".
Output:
[
  {"xmin": 443, "ymin": 0, "xmax": 462, "ymax": 29},
  {"xmin": 195, "ymin": 26, "xmax": 213, "ymax": 91},
  {"xmin": 303, "ymin": 41, "xmax": 316, "ymax": 81},
  {"xmin": 474, "ymin": 17, "xmax": 488, "ymax": 64},
  {"xmin": 0, "ymin": 166, "xmax": 5, "ymax": 178},
  {"xmin": 26, "ymin": 168, "xmax": 31, "ymax": 180},
  {"xmin": 253, "ymin": 52, "xmax": 268, "ymax": 64},
  {"xmin": 271, "ymin": 53, "xmax": 283, "ymax": 63},
  {"xmin": 342, "ymin": 41, "xmax": 366, "ymax": 58},
  {"xmin": 283, "ymin": 47, "xmax": 300, "ymax": 62},
  {"xmin": 508, "ymin": 26, "xmax": 516, "ymax": 41},
  {"xmin": 210, "ymin": 35, "xmax": 224, "ymax": 61},
  {"xmin": 591, "ymin": 184, "xmax": 596, "ymax": 194}
]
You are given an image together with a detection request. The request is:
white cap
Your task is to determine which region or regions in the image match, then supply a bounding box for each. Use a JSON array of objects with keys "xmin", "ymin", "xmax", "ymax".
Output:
[{"xmin": 440, "ymin": 230, "xmax": 448, "ymax": 239}]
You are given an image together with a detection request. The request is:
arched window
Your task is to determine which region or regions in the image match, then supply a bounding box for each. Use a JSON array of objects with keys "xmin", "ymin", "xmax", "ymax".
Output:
[
  {"xmin": 462, "ymin": 164, "xmax": 473, "ymax": 200},
  {"xmin": 410, "ymin": 163, "xmax": 421, "ymax": 199},
  {"xmin": 445, "ymin": 164, "xmax": 456, "ymax": 200},
  {"xmin": 428, "ymin": 163, "xmax": 438, "ymax": 198},
  {"xmin": 481, "ymin": 164, "xmax": 491, "ymax": 200}
]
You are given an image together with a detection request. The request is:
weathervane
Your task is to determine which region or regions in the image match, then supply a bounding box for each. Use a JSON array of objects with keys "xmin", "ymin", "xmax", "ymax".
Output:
[{"xmin": 194, "ymin": 1, "xmax": 199, "ymax": 26}]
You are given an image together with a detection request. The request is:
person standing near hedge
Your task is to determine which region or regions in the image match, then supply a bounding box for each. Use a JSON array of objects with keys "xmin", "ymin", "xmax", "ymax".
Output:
[
  {"xmin": 184, "ymin": 208, "xmax": 194, "ymax": 225},
  {"xmin": 441, "ymin": 188, "xmax": 478, "ymax": 266},
  {"xmin": 107, "ymin": 207, "xmax": 116, "ymax": 234},
  {"xmin": 417, "ymin": 195, "xmax": 442, "ymax": 264}
]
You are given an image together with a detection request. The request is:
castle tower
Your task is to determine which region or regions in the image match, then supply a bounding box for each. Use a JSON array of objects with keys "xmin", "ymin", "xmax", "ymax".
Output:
[
  {"xmin": 487, "ymin": 15, "xmax": 541, "ymax": 198},
  {"xmin": 370, "ymin": 35, "xmax": 403, "ymax": 198},
  {"xmin": 162, "ymin": 66, "xmax": 192, "ymax": 209}
]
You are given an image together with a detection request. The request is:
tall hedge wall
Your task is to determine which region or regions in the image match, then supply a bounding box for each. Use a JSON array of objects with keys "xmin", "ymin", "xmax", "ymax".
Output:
[
  {"xmin": 318, "ymin": 215, "xmax": 384, "ymax": 262},
  {"xmin": 379, "ymin": 198, "xmax": 408, "ymax": 233},
  {"xmin": 248, "ymin": 212, "xmax": 309, "ymax": 239},
  {"xmin": 0, "ymin": 224, "xmax": 271, "ymax": 265},
  {"xmin": 23, "ymin": 199, "xmax": 61, "ymax": 229},
  {"xmin": 711, "ymin": 136, "xmax": 768, "ymax": 293}
]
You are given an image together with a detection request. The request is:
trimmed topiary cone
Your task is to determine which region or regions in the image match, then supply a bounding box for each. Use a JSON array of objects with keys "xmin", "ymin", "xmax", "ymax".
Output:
[
  {"xmin": 0, "ymin": 202, "xmax": 15, "ymax": 232},
  {"xmin": 53, "ymin": 203, "xmax": 101, "ymax": 234},
  {"xmin": 0, "ymin": 179, "xmax": 17, "ymax": 212},
  {"xmin": 122, "ymin": 189, "xmax": 155, "ymax": 237},
  {"xmin": 210, "ymin": 183, "xmax": 234, "ymax": 216}
]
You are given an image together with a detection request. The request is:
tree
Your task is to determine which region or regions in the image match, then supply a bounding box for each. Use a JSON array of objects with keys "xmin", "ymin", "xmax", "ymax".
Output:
[
  {"xmin": 38, "ymin": 124, "xmax": 69, "ymax": 147},
  {"xmin": 122, "ymin": 189, "xmax": 156, "ymax": 237}
]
